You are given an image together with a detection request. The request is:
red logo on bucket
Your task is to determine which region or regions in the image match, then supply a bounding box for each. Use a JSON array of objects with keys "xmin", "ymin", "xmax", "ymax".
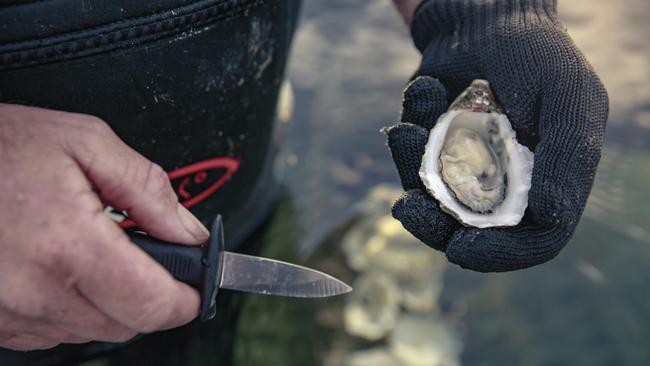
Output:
[{"xmin": 117, "ymin": 157, "xmax": 240, "ymax": 229}]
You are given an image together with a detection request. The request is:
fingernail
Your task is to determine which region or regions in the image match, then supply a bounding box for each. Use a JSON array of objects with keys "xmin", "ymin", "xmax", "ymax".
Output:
[{"xmin": 177, "ymin": 204, "xmax": 210, "ymax": 242}]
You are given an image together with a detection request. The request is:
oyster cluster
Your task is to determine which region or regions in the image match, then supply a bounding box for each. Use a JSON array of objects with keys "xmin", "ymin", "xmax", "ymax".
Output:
[
  {"xmin": 419, "ymin": 80, "xmax": 534, "ymax": 228},
  {"xmin": 338, "ymin": 185, "xmax": 461, "ymax": 366}
]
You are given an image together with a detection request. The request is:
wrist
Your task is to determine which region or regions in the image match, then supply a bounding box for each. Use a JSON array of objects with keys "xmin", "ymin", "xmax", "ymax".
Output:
[
  {"xmin": 411, "ymin": 0, "xmax": 558, "ymax": 52},
  {"xmin": 393, "ymin": 0, "xmax": 424, "ymax": 25}
]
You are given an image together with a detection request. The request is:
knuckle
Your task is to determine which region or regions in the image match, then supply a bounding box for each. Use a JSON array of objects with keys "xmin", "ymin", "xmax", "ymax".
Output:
[
  {"xmin": 90, "ymin": 313, "xmax": 139, "ymax": 343},
  {"xmin": 65, "ymin": 336, "xmax": 92, "ymax": 344},
  {"xmin": 130, "ymin": 296, "xmax": 177, "ymax": 333},
  {"xmin": 66, "ymin": 116, "xmax": 114, "ymax": 152},
  {"xmin": 70, "ymin": 190, "xmax": 103, "ymax": 214},
  {"xmin": 35, "ymin": 238, "xmax": 75, "ymax": 274},
  {"xmin": 60, "ymin": 113, "xmax": 111, "ymax": 142},
  {"xmin": 391, "ymin": 195, "xmax": 409, "ymax": 219},
  {"xmin": 0, "ymin": 298, "xmax": 36, "ymax": 319},
  {"xmin": 142, "ymin": 163, "xmax": 175, "ymax": 203},
  {"xmin": 531, "ymin": 182, "xmax": 580, "ymax": 228},
  {"xmin": 106, "ymin": 329, "xmax": 138, "ymax": 343},
  {"xmin": 0, "ymin": 282, "xmax": 52, "ymax": 320},
  {"xmin": 72, "ymin": 311, "xmax": 138, "ymax": 343},
  {"xmin": 34, "ymin": 341, "xmax": 60, "ymax": 350},
  {"xmin": 33, "ymin": 238, "xmax": 86, "ymax": 292},
  {"xmin": 588, "ymin": 71, "xmax": 610, "ymax": 114},
  {"xmin": 388, "ymin": 123, "xmax": 428, "ymax": 146},
  {"xmin": 81, "ymin": 115, "xmax": 112, "ymax": 136}
]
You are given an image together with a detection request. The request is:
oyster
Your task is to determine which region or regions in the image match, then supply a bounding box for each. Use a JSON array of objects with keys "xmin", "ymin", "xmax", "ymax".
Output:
[
  {"xmin": 342, "ymin": 216, "xmax": 441, "ymax": 278},
  {"xmin": 419, "ymin": 80, "xmax": 534, "ymax": 228},
  {"xmin": 388, "ymin": 315, "xmax": 461, "ymax": 366},
  {"xmin": 343, "ymin": 272, "xmax": 401, "ymax": 341},
  {"xmin": 344, "ymin": 348, "xmax": 403, "ymax": 366},
  {"xmin": 401, "ymin": 273, "xmax": 442, "ymax": 313}
]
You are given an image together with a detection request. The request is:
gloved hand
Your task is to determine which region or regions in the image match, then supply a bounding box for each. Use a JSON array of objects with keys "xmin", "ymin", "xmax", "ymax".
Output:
[{"xmin": 386, "ymin": 0, "xmax": 609, "ymax": 272}]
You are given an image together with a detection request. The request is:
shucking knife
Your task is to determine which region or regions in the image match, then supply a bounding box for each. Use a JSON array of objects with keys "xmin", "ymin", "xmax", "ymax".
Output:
[{"xmin": 126, "ymin": 215, "xmax": 352, "ymax": 321}]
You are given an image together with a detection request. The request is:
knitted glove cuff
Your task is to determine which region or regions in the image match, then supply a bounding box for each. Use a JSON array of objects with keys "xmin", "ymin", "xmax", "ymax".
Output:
[{"xmin": 411, "ymin": 0, "xmax": 558, "ymax": 52}]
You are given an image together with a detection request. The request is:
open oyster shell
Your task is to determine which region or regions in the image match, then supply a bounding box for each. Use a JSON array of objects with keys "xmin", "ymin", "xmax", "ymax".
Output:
[{"xmin": 419, "ymin": 80, "xmax": 534, "ymax": 228}]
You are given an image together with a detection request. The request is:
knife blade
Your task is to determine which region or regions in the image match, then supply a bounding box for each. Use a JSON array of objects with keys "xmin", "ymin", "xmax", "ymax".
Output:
[
  {"xmin": 127, "ymin": 215, "xmax": 351, "ymax": 321},
  {"xmin": 220, "ymin": 252, "xmax": 352, "ymax": 298}
]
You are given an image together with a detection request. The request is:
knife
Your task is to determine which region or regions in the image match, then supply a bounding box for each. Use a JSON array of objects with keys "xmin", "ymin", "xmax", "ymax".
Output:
[{"xmin": 126, "ymin": 215, "xmax": 352, "ymax": 321}]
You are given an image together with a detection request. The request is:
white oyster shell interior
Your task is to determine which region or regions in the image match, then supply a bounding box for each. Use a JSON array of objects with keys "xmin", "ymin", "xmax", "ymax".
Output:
[{"xmin": 419, "ymin": 110, "xmax": 534, "ymax": 228}]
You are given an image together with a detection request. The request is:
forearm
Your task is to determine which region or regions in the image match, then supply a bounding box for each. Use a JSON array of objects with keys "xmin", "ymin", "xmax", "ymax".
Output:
[{"xmin": 392, "ymin": 0, "xmax": 423, "ymax": 25}]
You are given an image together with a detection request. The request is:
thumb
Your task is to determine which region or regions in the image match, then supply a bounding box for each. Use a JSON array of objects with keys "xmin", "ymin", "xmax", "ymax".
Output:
[
  {"xmin": 400, "ymin": 76, "xmax": 448, "ymax": 129},
  {"xmin": 68, "ymin": 119, "xmax": 209, "ymax": 244}
]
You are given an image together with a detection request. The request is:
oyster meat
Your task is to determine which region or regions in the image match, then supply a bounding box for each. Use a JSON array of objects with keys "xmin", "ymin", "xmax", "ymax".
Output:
[{"xmin": 419, "ymin": 80, "xmax": 534, "ymax": 228}]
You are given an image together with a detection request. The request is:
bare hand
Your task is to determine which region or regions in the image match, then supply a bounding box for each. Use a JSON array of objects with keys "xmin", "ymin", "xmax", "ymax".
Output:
[{"xmin": 0, "ymin": 104, "xmax": 209, "ymax": 350}]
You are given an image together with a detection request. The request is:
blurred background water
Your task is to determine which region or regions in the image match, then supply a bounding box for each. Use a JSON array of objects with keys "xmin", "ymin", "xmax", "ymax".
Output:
[{"xmin": 233, "ymin": 0, "xmax": 650, "ymax": 365}]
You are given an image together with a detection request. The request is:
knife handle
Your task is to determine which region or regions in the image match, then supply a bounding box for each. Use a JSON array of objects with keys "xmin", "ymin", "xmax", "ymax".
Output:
[
  {"xmin": 128, "ymin": 233, "xmax": 203, "ymax": 287},
  {"xmin": 125, "ymin": 215, "xmax": 225, "ymax": 321}
]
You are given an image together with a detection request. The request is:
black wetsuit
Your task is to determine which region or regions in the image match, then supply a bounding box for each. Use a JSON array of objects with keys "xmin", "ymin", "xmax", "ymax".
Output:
[{"xmin": 0, "ymin": 0, "xmax": 300, "ymax": 364}]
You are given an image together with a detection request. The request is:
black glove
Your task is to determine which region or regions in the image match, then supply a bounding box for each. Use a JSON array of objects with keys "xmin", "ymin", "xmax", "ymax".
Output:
[{"xmin": 386, "ymin": 0, "xmax": 609, "ymax": 272}]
